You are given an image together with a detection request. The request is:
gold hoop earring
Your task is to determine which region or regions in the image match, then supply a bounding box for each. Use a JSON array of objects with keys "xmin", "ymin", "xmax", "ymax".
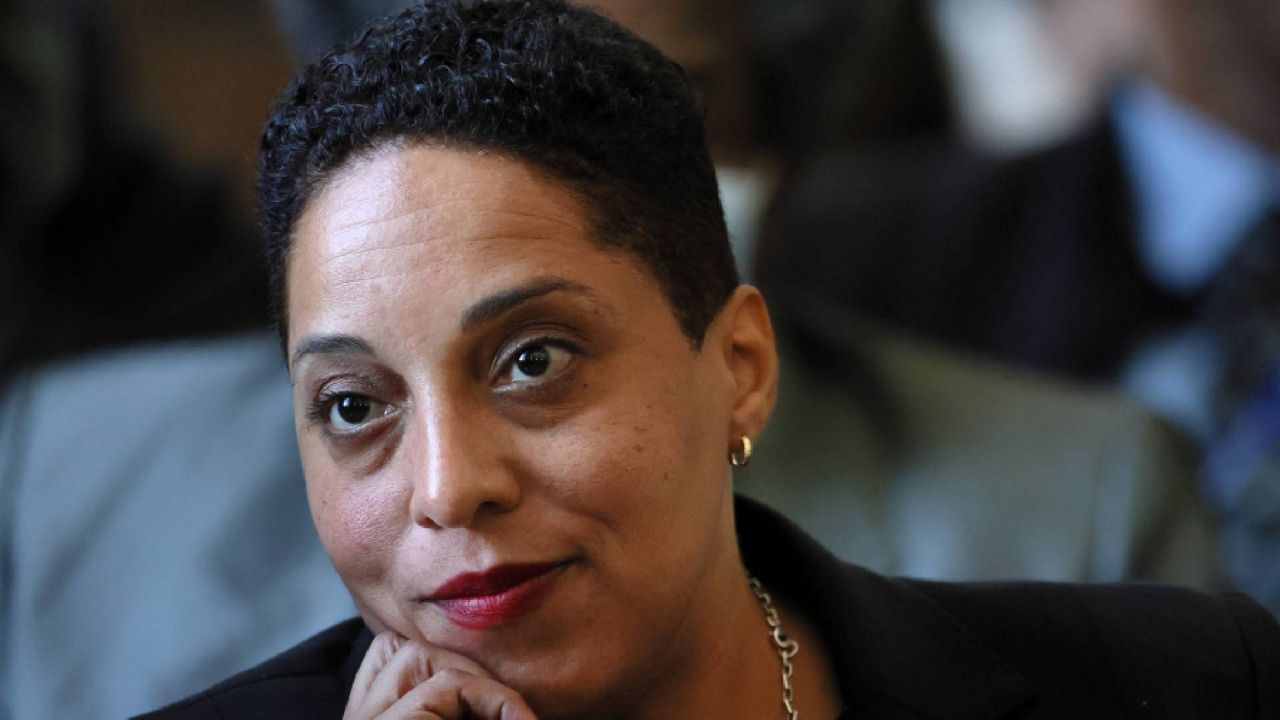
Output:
[{"xmin": 729, "ymin": 435, "xmax": 753, "ymax": 467}]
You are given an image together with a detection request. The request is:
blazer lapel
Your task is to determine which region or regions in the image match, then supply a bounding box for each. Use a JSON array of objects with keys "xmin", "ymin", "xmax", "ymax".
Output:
[{"xmin": 736, "ymin": 497, "xmax": 1037, "ymax": 719}]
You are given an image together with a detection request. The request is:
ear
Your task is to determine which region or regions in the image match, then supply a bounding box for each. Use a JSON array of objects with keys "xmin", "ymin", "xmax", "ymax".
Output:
[{"xmin": 715, "ymin": 285, "xmax": 778, "ymax": 446}]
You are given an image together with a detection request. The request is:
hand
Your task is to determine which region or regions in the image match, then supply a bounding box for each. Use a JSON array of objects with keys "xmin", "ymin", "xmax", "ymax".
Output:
[{"xmin": 344, "ymin": 631, "xmax": 538, "ymax": 720}]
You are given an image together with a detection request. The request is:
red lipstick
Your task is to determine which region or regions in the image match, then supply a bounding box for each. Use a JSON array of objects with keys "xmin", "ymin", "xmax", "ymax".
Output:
[{"xmin": 428, "ymin": 562, "xmax": 566, "ymax": 629}]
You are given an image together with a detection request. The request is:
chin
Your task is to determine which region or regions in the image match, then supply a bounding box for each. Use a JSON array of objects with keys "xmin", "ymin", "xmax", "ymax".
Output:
[
  {"xmin": 483, "ymin": 640, "xmax": 645, "ymax": 720},
  {"xmin": 512, "ymin": 676, "xmax": 634, "ymax": 720}
]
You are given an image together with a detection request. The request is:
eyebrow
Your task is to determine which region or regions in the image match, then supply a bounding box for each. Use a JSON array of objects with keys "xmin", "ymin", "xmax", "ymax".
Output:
[
  {"xmin": 460, "ymin": 276, "xmax": 596, "ymax": 330},
  {"xmin": 290, "ymin": 277, "xmax": 596, "ymax": 371},
  {"xmin": 290, "ymin": 334, "xmax": 375, "ymax": 372}
]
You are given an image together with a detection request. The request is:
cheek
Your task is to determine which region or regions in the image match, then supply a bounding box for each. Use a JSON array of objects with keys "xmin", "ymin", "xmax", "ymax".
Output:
[
  {"xmin": 528, "ymin": 370, "xmax": 725, "ymax": 551},
  {"xmin": 304, "ymin": 460, "xmax": 407, "ymax": 586}
]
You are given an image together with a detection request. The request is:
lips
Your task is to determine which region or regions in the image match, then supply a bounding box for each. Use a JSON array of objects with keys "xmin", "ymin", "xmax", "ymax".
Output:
[{"xmin": 427, "ymin": 562, "xmax": 568, "ymax": 629}]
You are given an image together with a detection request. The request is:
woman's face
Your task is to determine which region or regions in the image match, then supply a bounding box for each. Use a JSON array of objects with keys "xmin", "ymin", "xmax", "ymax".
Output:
[{"xmin": 286, "ymin": 143, "xmax": 760, "ymax": 714}]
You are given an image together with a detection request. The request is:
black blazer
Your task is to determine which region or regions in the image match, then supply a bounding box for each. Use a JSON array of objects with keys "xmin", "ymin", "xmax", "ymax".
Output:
[{"xmin": 138, "ymin": 497, "xmax": 1280, "ymax": 719}]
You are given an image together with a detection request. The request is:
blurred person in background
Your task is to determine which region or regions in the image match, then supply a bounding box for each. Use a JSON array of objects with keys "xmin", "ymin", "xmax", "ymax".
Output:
[
  {"xmin": 0, "ymin": 3, "xmax": 352, "ymax": 719},
  {"xmin": 929, "ymin": 0, "xmax": 1143, "ymax": 153},
  {"xmin": 583, "ymin": 0, "xmax": 954, "ymax": 279},
  {"xmin": 584, "ymin": 0, "xmax": 773, "ymax": 279},
  {"xmin": 0, "ymin": 0, "xmax": 273, "ymax": 382},
  {"xmin": 759, "ymin": 0, "xmax": 1280, "ymax": 612}
]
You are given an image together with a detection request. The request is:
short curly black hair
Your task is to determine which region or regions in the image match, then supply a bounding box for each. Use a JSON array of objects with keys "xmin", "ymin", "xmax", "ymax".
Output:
[{"xmin": 258, "ymin": 0, "xmax": 738, "ymax": 347}]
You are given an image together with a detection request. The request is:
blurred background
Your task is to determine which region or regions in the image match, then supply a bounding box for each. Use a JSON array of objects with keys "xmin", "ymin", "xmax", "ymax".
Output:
[{"xmin": 2, "ymin": 0, "xmax": 1277, "ymax": 717}]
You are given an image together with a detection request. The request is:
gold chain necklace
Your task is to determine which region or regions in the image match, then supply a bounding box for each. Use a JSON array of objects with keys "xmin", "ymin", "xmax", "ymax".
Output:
[{"xmin": 747, "ymin": 575, "xmax": 800, "ymax": 719}]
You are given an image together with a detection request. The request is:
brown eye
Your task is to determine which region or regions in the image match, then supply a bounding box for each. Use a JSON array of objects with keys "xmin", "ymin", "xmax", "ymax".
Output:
[
  {"xmin": 517, "ymin": 347, "xmax": 551, "ymax": 377},
  {"xmin": 328, "ymin": 394, "xmax": 386, "ymax": 430},
  {"xmin": 505, "ymin": 342, "xmax": 573, "ymax": 383}
]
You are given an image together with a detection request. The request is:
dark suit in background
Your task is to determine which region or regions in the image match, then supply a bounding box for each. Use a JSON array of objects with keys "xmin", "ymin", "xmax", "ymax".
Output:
[{"xmin": 758, "ymin": 116, "xmax": 1191, "ymax": 382}]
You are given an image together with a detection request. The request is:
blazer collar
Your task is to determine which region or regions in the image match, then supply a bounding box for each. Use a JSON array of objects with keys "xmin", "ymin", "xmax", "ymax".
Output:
[{"xmin": 735, "ymin": 496, "xmax": 1037, "ymax": 720}]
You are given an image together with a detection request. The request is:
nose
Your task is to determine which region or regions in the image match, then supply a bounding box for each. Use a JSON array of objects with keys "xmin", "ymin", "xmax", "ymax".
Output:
[{"xmin": 407, "ymin": 403, "xmax": 522, "ymax": 529}]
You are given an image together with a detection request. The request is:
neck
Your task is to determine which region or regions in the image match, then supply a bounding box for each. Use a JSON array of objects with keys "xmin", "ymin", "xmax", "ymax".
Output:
[
  {"xmin": 623, "ymin": 520, "xmax": 783, "ymax": 719},
  {"xmin": 656, "ymin": 576, "xmax": 789, "ymax": 720},
  {"xmin": 584, "ymin": 499, "xmax": 840, "ymax": 720}
]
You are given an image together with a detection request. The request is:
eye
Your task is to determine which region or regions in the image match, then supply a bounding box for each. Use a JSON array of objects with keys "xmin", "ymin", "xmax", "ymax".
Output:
[
  {"xmin": 327, "ymin": 394, "xmax": 388, "ymax": 430},
  {"xmin": 504, "ymin": 342, "xmax": 574, "ymax": 383}
]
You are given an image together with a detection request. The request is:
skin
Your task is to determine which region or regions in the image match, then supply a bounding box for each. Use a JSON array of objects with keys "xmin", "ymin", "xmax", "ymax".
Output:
[{"xmin": 286, "ymin": 142, "xmax": 838, "ymax": 719}]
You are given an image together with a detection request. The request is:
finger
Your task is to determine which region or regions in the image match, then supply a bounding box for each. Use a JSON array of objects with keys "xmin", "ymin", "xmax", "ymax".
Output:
[
  {"xmin": 387, "ymin": 668, "xmax": 538, "ymax": 720},
  {"xmin": 354, "ymin": 640, "xmax": 494, "ymax": 717},
  {"xmin": 348, "ymin": 632, "xmax": 408, "ymax": 713}
]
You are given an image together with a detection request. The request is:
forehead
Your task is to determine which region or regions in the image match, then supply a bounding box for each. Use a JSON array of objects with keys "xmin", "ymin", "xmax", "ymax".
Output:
[
  {"xmin": 285, "ymin": 143, "xmax": 651, "ymax": 347},
  {"xmin": 297, "ymin": 143, "xmax": 593, "ymax": 265}
]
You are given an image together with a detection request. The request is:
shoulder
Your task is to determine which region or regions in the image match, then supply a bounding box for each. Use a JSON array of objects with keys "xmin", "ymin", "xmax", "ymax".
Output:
[
  {"xmin": 738, "ymin": 499, "xmax": 1274, "ymax": 717},
  {"xmin": 133, "ymin": 618, "xmax": 368, "ymax": 720},
  {"xmin": 3, "ymin": 333, "xmax": 292, "ymax": 474},
  {"xmin": 752, "ymin": 312, "xmax": 1216, "ymax": 586},
  {"xmin": 908, "ymin": 579, "xmax": 1280, "ymax": 716},
  {"xmin": 2, "ymin": 335, "xmax": 355, "ymax": 719}
]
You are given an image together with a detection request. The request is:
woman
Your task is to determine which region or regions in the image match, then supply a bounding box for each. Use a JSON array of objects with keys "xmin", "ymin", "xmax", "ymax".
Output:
[{"xmin": 142, "ymin": 1, "xmax": 1278, "ymax": 718}]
